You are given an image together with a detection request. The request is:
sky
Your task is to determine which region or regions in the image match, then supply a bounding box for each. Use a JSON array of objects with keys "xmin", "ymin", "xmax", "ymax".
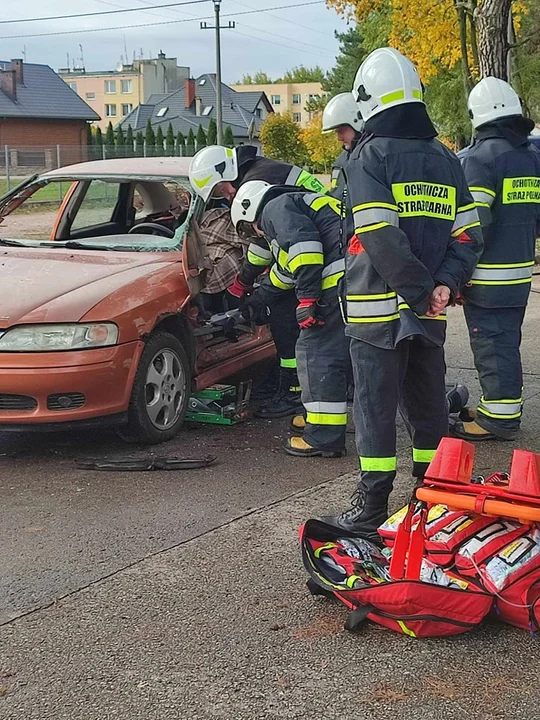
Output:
[{"xmin": 0, "ymin": 0, "xmax": 350, "ymax": 82}]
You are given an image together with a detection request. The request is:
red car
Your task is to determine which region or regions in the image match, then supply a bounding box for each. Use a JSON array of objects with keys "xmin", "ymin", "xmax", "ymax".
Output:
[{"xmin": 0, "ymin": 158, "xmax": 274, "ymax": 443}]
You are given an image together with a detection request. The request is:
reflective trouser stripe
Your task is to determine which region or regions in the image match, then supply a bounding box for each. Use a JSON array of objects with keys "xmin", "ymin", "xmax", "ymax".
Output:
[
  {"xmin": 247, "ymin": 242, "xmax": 272, "ymax": 266},
  {"xmin": 478, "ymin": 397, "xmax": 522, "ymax": 420},
  {"xmin": 280, "ymin": 357, "xmax": 297, "ymax": 369},
  {"xmin": 359, "ymin": 456, "xmax": 397, "ymax": 472},
  {"xmin": 305, "ymin": 401, "xmax": 348, "ymax": 426},
  {"xmin": 472, "ymin": 262, "xmax": 534, "ymax": 283},
  {"xmin": 412, "ymin": 448, "xmax": 437, "ymax": 463},
  {"xmin": 306, "ymin": 412, "xmax": 348, "ymax": 425},
  {"xmin": 470, "ymin": 187, "xmax": 496, "ymax": 207}
]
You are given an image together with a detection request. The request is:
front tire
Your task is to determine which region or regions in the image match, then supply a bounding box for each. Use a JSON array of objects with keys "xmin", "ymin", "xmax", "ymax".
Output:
[{"xmin": 119, "ymin": 331, "xmax": 191, "ymax": 444}]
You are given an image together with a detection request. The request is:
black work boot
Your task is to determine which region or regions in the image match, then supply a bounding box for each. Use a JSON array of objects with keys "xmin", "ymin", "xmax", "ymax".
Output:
[
  {"xmin": 254, "ymin": 368, "xmax": 303, "ymax": 419},
  {"xmin": 445, "ymin": 384, "xmax": 469, "ymax": 415},
  {"xmin": 251, "ymin": 360, "xmax": 280, "ymax": 403},
  {"xmin": 319, "ymin": 489, "xmax": 389, "ymax": 545}
]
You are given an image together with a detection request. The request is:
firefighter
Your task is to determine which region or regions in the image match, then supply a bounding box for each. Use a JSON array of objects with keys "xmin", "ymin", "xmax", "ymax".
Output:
[
  {"xmin": 320, "ymin": 48, "xmax": 483, "ymax": 541},
  {"xmin": 451, "ymin": 78, "xmax": 540, "ymax": 441},
  {"xmin": 230, "ymin": 180, "xmax": 350, "ymax": 458},
  {"xmin": 189, "ymin": 145, "xmax": 328, "ymax": 419},
  {"xmin": 322, "ymin": 92, "xmax": 364, "ymax": 200}
]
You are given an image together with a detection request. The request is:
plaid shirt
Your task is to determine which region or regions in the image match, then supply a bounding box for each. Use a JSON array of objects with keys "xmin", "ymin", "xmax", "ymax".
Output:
[{"xmin": 198, "ymin": 208, "xmax": 249, "ymax": 294}]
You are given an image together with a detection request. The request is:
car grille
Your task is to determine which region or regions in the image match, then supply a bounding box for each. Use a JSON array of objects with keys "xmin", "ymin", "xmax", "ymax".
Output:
[
  {"xmin": 0, "ymin": 394, "xmax": 38, "ymax": 411},
  {"xmin": 47, "ymin": 393, "xmax": 86, "ymax": 411}
]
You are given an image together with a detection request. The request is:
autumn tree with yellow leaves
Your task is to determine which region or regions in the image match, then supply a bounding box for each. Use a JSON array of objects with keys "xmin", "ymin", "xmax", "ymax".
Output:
[
  {"xmin": 301, "ymin": 115, "xmax": 342, "ymax": 173},
  {"xmin": 326, "ymin": 0, "xmax": 530, "ymax": 89}
]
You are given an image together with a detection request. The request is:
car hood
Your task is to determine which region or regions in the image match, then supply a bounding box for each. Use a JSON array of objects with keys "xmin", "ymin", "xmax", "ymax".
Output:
[{"xmin": 0, "ymin": 247, "xmax": 181, "ymax": 326}]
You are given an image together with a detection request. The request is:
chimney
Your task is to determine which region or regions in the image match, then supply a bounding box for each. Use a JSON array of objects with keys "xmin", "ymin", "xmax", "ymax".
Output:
[
  {"xmin": 0, "ymin": 69, "xmax": 16, "ymax": 101},
  {"xmin": 158, "ymin": 50, "xmax": 166, "ymax": 59},
  {"xmin": 185, "ymin": 78, "xmax": 195, "ymax": 108},
  {"xmin": 11, "ymin": 59, "xmax": 24, "ymax": 84},
  {"xmin": 195, "ymin": 96, "xmax": 202, "ymax": 116}
]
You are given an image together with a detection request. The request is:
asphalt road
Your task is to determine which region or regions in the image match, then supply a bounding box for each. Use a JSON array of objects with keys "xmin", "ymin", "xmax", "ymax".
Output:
[{"xmin": 2, "ymin": 284, "xmax": 540, "ymax": 718}]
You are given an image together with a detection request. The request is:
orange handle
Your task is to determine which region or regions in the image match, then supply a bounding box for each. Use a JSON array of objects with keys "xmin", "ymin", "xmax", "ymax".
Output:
[{"xmin": 416, "ymin": 487, "xmax": 540, "ymax": 524}]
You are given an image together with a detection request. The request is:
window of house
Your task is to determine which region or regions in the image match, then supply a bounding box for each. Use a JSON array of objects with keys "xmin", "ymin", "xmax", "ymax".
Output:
[
  {"xmin": 122, "ymin": 103, "xmax": 133, "ymax": 116},
  {"xmin": 271, "ymin": 95, "xmax": 281, "ymax": 105},
  {"xmin": 293, "ymin": 112, "xmax": 302, "ymax": 123},
  {"xmin": 121, "ymin": 79, "xmax": 132, "ymax": 94},
  {"xmin": 86, "ymin": 92, "xmax": 96, "ymax": 100},
  {"xmin": 104, "ymin": 80, "xmax": 116, "ymax": 94},
  {"xmin": 67, "ymin": 82, "xmax": 77, "ymax": 92},
  {"xmin": 309, "ymin": 93, "xmax": 321, "ymax": 102},
  {"xmin": 255, "ymin": 108, "xmax": 262, "ymax": 118},
  {"xmin": 156, "ymin": 107, "xmax": 168, "ymax": 117},
  {"xmin": 292, "ymin": 93, "xmax": 301, "ymax": 104},
  {"xmin": 105, "ymin": 104, "xmax": 117, "ymax": 117},
  {"xmin": 202, "ymin": 105, "xmax": 213, "ymax": 116}
]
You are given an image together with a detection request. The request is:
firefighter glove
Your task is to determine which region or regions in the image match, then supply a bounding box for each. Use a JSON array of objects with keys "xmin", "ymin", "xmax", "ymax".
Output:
[
  {"xmin": 227, "ymin": 275, "xmax": 253, "ymax": 299},
  {"xmin": 296, "ymin": 299, "xmax": 324, "ymax": 329},
  {"xmin": 240, "ymin": 291, "xmax": 271, "ymax": 326}
]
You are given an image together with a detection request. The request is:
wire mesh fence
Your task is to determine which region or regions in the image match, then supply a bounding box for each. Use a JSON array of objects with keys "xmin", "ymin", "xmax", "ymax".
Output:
[{"xmin": 0, "ymin": 143, "xmax": 199, "ymax": 196}]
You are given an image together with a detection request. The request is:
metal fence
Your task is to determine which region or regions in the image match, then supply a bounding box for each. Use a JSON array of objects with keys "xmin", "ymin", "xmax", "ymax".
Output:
[{"xmin": 0, "ymin": 144, "xmax": 199, "ymax": 194}]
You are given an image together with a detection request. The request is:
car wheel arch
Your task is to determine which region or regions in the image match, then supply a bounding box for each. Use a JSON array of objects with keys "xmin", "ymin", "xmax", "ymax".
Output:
[{"xmin": 150, "ymin": 313, "xmax": 196, "ymax": 372}]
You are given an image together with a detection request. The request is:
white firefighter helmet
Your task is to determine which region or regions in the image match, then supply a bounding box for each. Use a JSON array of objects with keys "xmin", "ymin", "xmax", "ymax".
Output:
[
  {"xmin": 230, "ymin": 180, "xmax": 272, "ymax": 229},
  {"xmin": 188, "ymin": 145, "xmax": 238, "ymax": 201},
  {"xmin": 468, "ymin": 77, "xmax": 522, "ymax": 129},
  {"xmin": 322, "ymin": 92, "xmax": 364, "ymax": 133},
  {"xmin": 352, "ymin": 47, "xmax": 424, "ymax": 122}
]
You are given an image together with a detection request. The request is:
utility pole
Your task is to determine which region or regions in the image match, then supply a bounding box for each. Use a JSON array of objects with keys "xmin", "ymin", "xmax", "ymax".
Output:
[{"xmin": 201, "ymin": 1, "xmax": 235, "ymax": 145}]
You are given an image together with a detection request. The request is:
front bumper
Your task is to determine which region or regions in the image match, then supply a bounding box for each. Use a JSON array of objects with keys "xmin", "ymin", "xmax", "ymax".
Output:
[{"xmin": 0, "ymin": 340, "xmax": 143, "ymax": 426}]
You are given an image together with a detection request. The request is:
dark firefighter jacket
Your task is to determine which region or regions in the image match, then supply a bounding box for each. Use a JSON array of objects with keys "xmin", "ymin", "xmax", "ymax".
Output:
[
  {"xmin": 461, "ymin": 118, "xmax": 540, "ymax": 308},
  {"xmin": 255, "ymin": 193, "xmax": 345, "ymax": 303},
  {"xmin": 234, "ymin": 146, "xmax": 329, "ymax": 287},
  {"xmin": 343, "ymin": 104, "xmax": 484, "ymax": 349}
]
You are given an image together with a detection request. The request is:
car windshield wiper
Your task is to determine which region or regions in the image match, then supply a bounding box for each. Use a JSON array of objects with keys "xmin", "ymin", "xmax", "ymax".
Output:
[
  {"xmin": 54, "ymin": 241, "xmax": 111, "ymax": 251},
  {"xmin": 0, "ymin": 238, "xmax": 28, "ymax": 247}
]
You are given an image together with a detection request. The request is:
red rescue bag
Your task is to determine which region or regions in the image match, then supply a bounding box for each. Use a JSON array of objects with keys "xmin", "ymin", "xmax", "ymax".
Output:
[{"xmin": 300, "ymin": 519, "xmax": 493, "ymax": 638}]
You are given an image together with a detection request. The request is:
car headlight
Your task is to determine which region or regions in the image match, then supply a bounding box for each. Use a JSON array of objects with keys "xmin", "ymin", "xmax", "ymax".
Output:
[{"xmin": 0, "ymin": 323, "xmax": 119, "ymax": 352}]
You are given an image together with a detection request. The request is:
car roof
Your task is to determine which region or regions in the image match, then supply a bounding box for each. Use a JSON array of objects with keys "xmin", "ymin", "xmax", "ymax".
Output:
[{"xmin": 39, "ymin": 157, "xmax": 193, "ymax": 184}]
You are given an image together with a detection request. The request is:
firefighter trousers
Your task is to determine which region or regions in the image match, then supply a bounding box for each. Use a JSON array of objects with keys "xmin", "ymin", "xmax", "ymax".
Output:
[
  {"xmin": 296, "ymin": 298, "xmax": 350, "ymax": 451},
  {"xmin": 350, "ymin": 336, "xmax": 448, "ymax": 506},
  {"xmin": 463, "ymin": 303, "xmax": 526, "ymax": 439},
  {"xmin": 269, "ymin": 289, "xmax": 300, "ymax": 371}
]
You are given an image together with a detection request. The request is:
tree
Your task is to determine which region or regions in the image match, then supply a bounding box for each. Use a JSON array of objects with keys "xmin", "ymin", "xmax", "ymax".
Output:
[
  {"xmin": 326, "ymin": 0, "xmax": 528, "ymax": 85},
  {"xmin": 281, "ymin": 65, "xmax": 326, "ymax": 83},
  {"xmin": 301, "ymin": 115, "xmax": 341, "ymax": 172},
  {"xmin": 135, "ymin": 130, "xmax": 144, "ymax": 157},
  {"xmin": 207, "ymin": 118, "xmax": 217, "ymax": 145},
  {"xmin": 223, "ymin": 125, "xmax": 235, "ymax": 148},
  {"xmin": 253, "ymin": 71, "xmax": 273, "ymax": 84},
  {"xmin": 105, "ymin": 121, "xmax": 115, "ymax": 158},
  {"xmin": 115, "ymin": 125, "xmax": 125, "ymax": 157},
  {"xmin": 145, "ymin": 119, "xmax": 156, "ymax": 157},
  {"xmin": 323, "ymin": 25, "xmax": 373, "ymax": 96},
  {"xmin": 196, "ymin": 124, "xmax": 207, "ymax": 149},
  {"xmin": 186, "ymin": 128, "xmax": 196, "ymax": 156},
  {"xmin": 155, "ymin": 126, "xmax": 164, "ymax": 156},
  {"xmin": 86, "ymin": 123, "xmax": 94, "ymax": 159},
  {"xmin": 259, "ymin": 112, "xmax": 307, "ymax": 165},
  {"xmin": 165, "ymin": 123, "xmax": 175, "ymax": 156},
  {"xmin": 125, "ymin": 125, "xmax": 134, "ymax": 158},
  {"xmin": 176, "ymin": 131, "xmax": 185, "ymax": 156},
  {"xmin": 94, "ymin": 127, "xmax": 104, "ymax": 160}
]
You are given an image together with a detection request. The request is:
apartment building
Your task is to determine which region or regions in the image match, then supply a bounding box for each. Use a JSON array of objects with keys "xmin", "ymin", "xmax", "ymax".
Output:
[
  {"xmin": 230, "ymin": 81, "xmax": 324, "ymax": 127},
  {"xmin": 58, "ymin": 52, "xmax": 190, "ymax": 129}
]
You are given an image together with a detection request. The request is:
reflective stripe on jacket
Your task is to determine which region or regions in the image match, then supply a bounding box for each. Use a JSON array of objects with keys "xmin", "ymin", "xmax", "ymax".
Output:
[
  {"xmin": 344, "ymin": 135, "xmax": 483, "ymax": 349},
  {"xmin": 259, "ymin": 193, "xmax": 345, "ymax": 300},
  {"xmin": 461, "ymin": 134, "xmax": 540, "ymax": 308},
  {"xmin": 237, "ymin": 159, "xmax": 327, "ymax": 286}
]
